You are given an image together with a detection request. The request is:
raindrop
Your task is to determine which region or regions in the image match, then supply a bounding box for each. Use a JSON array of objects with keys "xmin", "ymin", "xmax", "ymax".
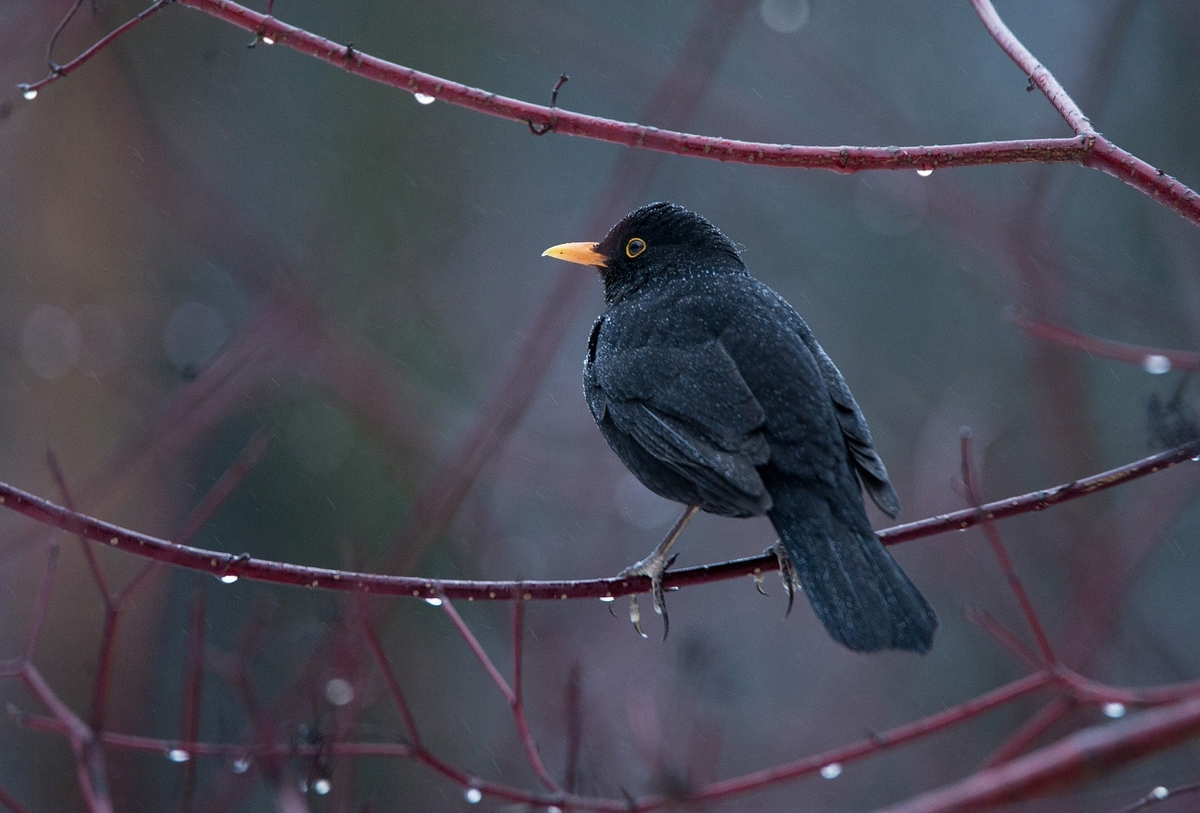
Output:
[
  {"xmin": 1151, "ymin": 786, "xmax": 1169, "ymax": 800},
  {"xmin": 1192, "ymin": 455, "xmax": 1200, "ymax": 462},
  {"xmin": 218, "ymin": 574, "xmax": 238, "ymax": 584},
  {"xmin": 231, "ymin": 756, "xmax": 251, "ymax": 774},
  {"xmin": 1142, "ymin": 354, "xmax": 1171, "ymax": 374},
  {"xmin": 414, "ymin": 93, "xmax": 435, "ymax": 105},
  {"xmin": 1102, "ymin": 701, "xmax": 1126, "ymax": 718},
  {"xmin": 916, "ymin": 168, "xmax": 934, "ymax": 177},
  {"xmin": 261, "ymin": 35, "xmax": 275, "ymax": 45},
  {"xmin": 425, "ymin": 597, "xmax": 443, "ymax": 607},
  {"xmin": 312, "ymin": 778, "xmax": 331, "ymax": 795},
  {"xmin": 548, "ymin": 807, "xmax": 563, "ymax": 813},
  {"xmin": 325, "ymin": 677, "xmax": 355, "ymax": 706},
  {"xmin": 759, "ymin": 0, "xmax": 810, "ymax": 33},
  {"xmin": 820, "ymin": 762, "xmax": 842, "ymax": 779},
  {"xmin": 464, "ymin": 787, "xmax": 483, "ymax": 804},
  {"xmin": 22, "ymin": 87, "xmax": 37, "ymax": 101},
  {"xmin": 599, "ymin": 596, "xmax": 615, "ymax": 602},
  {"xmin": 167, "ymin": 748, "xmax": 191, "ymax": 763}
]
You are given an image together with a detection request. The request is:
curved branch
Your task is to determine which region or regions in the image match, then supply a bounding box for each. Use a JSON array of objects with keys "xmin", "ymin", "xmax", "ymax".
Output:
[
  {"xmin": 0, "ymin": 440, "xmax": 1196, "ymax": 603},
  {"xmin": 16, "ymin": 0, "xmax": 1200, "ymax": 224}
]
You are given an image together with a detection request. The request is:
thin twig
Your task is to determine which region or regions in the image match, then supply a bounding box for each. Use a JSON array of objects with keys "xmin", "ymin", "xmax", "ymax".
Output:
[
  {"xmin": 17, "ymin": 0, "xmax": 172, "ymax": 97},
  {"xmin": 1012, "ymin": 313, "xmax": 1200, "ymax": 371},
  {"xmin": 960, "ymin": 432, "xmax": 1057, "ymax": 664},
  {"xmin": 876, "ymin": 695, "xmax": 1200, "ymax": 813},
  {"xmin": 969, "ymin": 0, "xmax": 1092, "ymax": 135}
]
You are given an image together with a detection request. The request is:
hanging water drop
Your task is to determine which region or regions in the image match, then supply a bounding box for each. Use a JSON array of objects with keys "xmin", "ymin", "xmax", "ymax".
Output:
[
  {"xmin": 1102, "ymin": 701, "xmax": 1126, "ymax": 718},
  {"xmin": 312, "ymin": 778, "xmax": 331, "ymax": 795},
  {"xmin": 261, "ymin": 35, "xmax": 275, "ymax": 45},
  {"xmin": 22, "ymin": 87, "xmax": 38, "ymax": 101},
  {"xmin": 599, "ymin": 595, "xmax": 615, "ymax": 602},
  {"xmin": 916, "ymin": 168, "xmax": 934, "ymax": 177},
  {"xmin": 325, "ymin": 677, "xmax": 355, "ymax": 706},
  {"xmin": 464, "ymin": 787, "xmax": 482, "ymax": 804},
  {"xmin": 414, "ymin": 93, "xmax": 436, "ymax": 105},
  {"xmin": 219, "ymin": 574, "xmax": 238, "ymax": 584},
  {"xmin": 231, "ymin": 756, "xmax": 251, "ymax": 774},
  {"xmin": 167, "ymin": 748, "xmax": 191, "ymax": 763},
  {"xmin": 1142, "ymin": 354, "xmax": 1171, "ymax": 374},
  {"xmin": 425, "ymin": 596, "xmax": 443, "ymax": 606},
  {"xmin": 820, "ymin": 762, "xmax": 843, "ymax": 779},
  {"xmin": 1151, "ymin": 786, "xmax": 1169, "ymax": 800}
]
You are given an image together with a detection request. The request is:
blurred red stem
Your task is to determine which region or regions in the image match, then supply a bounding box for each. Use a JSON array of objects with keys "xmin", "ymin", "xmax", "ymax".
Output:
[
  {"xmin": 960, "ymin": 433, "xmax": 1057, "ymax": 664},
  {"xmin": 1013, "ymin": 314, "xmax": 1200, "ymax": 371},
  {"xmin": 876, "ymin": 695, "xmax": 1200, "ymax": 813}
]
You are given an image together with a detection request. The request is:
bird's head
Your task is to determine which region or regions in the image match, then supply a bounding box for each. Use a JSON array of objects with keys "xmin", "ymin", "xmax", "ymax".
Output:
[{"xmin": 542, "ymin": 202, "xmax": 743, "ymax": 304}]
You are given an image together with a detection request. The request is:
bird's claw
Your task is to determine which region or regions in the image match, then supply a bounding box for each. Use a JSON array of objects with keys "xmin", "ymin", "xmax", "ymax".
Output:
[
  {"xmin": 765, "ymin": 540, "xmax": 800, "ymax": 618},
  {"xmin": 618, "ymin": 555, "xmax": 671, "ymax": 641},
  {"xmin": 753, "ymin": 571, "xmax": 768, "ymax": 596}
]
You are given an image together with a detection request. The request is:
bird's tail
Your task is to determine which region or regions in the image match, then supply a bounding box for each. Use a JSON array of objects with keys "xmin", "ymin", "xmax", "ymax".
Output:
[{"xmin": 767, "ymin": 481, "xmax": 937, "ymax": 653}]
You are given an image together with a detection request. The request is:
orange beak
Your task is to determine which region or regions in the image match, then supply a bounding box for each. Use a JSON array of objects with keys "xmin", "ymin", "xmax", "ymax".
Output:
[{"xmin": 541, "ymin": 241, "xmax": 608, "ymax": 268}]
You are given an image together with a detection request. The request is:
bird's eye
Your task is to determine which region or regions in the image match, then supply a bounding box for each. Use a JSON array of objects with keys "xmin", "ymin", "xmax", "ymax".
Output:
[{"xmin": 625, "ymin": 238, "xmax": 647, "ymax": 258}]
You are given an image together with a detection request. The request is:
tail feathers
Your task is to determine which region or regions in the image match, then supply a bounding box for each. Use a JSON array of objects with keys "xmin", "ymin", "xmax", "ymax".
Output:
[{"xmin": 769, "ymin": 486, "xmax": 937, "ymax": 654}]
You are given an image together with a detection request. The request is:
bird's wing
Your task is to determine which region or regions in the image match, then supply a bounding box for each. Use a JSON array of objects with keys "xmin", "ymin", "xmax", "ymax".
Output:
[
  {"xmin": 782, "ymin": 306, "xmax": 901, "ymax": 518},
  {"xmin": 597, "ymin": 338, "xmax": 771, "ymax": 514}
]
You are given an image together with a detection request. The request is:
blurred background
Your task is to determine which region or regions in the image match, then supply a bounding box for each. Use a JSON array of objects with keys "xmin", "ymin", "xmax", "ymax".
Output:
[{"xmin": 2, "ymin": 0, "xmax": 1200, "ymax": 809}]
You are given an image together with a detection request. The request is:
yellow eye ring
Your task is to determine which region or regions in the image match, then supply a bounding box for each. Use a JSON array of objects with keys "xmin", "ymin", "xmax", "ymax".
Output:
[{"xmin": 625, "ymin": 237, "xmax": 647, "ymax": 258}]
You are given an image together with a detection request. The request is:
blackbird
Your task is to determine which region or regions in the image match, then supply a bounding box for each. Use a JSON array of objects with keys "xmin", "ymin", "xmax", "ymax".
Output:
[{"xmin": 543, "ymin": 202, "xmax": 937, "ymax": 653}]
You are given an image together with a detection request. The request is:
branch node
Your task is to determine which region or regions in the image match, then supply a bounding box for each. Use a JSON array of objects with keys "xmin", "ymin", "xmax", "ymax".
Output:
[{"xmin": 528, "ymin": 73, "xmax": 568, "ymax": 136}]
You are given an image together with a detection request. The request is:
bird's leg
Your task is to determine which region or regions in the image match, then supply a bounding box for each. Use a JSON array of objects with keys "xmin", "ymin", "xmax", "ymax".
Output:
[
  {"xmin": 619, "ymin": 504, "xmax": 700, "ymax": 640},
  {"xmin": 764, "ymin": 540, "xmax": 800, "ymax": 617}
]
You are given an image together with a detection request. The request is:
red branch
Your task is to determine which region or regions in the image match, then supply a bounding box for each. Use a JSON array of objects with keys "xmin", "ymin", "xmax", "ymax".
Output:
[
  {"xmin": 960, "ymin": 433, "xmax": 1057, "ymax": 665},
  {"xmin": 970, "ymin": 0, "xmax": 1091, "ymax": 135},
  {"xmin": 877, "ymin": 695, "xmax": 1200, "ymax": 813},
  {"xmin": 18, "ymin": 0, "xmax": 1199, "ymax": 224},
  {"xmin": 0, "ymin": 440, "xmax": 1197, "ymax": 602},
  {"xmin": 1013, "ymin": 314, "xmax": 1200, "ymax": 371}
]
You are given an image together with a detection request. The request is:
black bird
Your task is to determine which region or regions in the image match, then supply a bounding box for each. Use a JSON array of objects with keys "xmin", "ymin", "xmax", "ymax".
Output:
[{"xmin": 542, "ymin": 202, "xmax": 937, "ymax": 653}]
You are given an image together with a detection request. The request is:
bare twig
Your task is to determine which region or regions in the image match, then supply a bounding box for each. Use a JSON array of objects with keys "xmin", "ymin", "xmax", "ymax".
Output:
[
  {"xmin": 1013, "ymin": 313, "xmax": 1200, "ymax": 372},
  {"xmin": 960, "ymin": 432, "xmax": 1057, "ymax": 664},
  {"xmin": 0, "ymin": 440, "xmax": 1197, "ymax": 602},
  {"xmin": 876, "ymin": 696, "xmax": 1200, "ymax": 813},
  {"xmin": 16, "ymin": 0, "xmax": 171, "ymax": 98}
]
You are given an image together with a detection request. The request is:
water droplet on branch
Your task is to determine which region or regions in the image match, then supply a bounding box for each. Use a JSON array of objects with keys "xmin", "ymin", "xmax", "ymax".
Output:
[
  {"xmin": 167, "ymin": 749, "xmax": 191, "ymax": 763},
  {"xmin": 22, "ymin": 88, "xmax": 38, "ymax": 101},
  {"xmin": 464, "ymin": 787, "xmax": 482, "ymax": 804},
  {"xmin": 916, "ymin": 168, "xmax": 934, "ymax": 177},
  {"xmin": 414, "ymin": 93, "xmax": 435, "ymax": 105},
  {"xmin": 820, "ymin": 762, "xmax": 843, "ymax": 779},
  {"xmin": 1102, "ymin": 701, "xmax": 1126, "ymax": 718},
  {"xmin": 424, "ymin": 596, "xmax": 443, "ymax": 606},
  {"xmin": 1142, "ymin": 354, "xmax": 1171, "ymax": 374}
]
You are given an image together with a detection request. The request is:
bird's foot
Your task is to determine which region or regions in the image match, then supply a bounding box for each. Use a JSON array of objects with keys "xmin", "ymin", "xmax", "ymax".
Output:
[
  {"xmin": 764, "ymin": 540, "xmax": 800, "ymax": 617},
  {"xmin": 618, "ymin": 551, "xmax": 678, "ymax": 640}
]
